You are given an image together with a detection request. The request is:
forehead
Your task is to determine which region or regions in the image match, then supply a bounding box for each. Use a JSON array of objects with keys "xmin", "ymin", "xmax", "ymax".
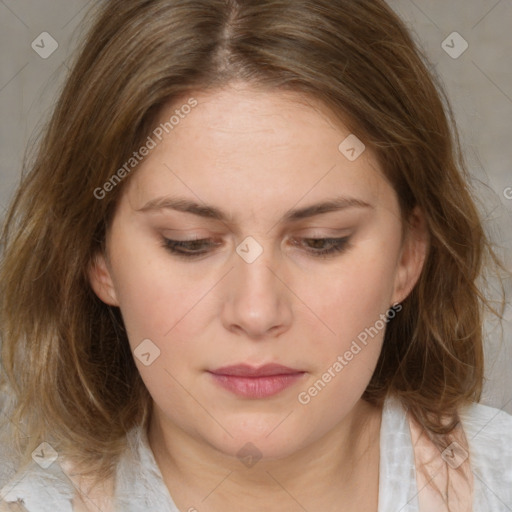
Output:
[
  {"xmin": 121, "ymin": 84, "xmax": 394, "ymax": 220},
  {"xmin": 164, "ymin": 84, "xmax": 353, "ymax": 154}
]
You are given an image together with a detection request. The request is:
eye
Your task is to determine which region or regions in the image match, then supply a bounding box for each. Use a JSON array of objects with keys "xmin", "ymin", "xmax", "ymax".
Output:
[
  {"xmin": 290, "ymin": 237, "xmax": 351, "ymax": 258},
  {"xmin": 161, "ymin": 236, "xmax": 352, "ymax": 260},
  {"xmin": 161, "ymin": 238, "xmax": 220, "ymax": 259}
]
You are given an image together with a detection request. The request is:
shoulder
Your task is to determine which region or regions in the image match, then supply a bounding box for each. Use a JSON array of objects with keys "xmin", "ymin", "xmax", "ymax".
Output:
[
  {"xmin": 459, "ymin": 400, "xmax": 512, "ymax": 453},
  {"xmin": 381, "ymin": 395, "xmax": 512, "ymax": 510},
  {"xmin": 0, "ymin": 461, "xmax": 75, "ymax": 512},
  {"xmin": 459, "ymin": 401, "xmax": 512, "ymax": 509},
  {"xmin": 0, "ymin": 501, "xmax": 30, "ymax": 511}
]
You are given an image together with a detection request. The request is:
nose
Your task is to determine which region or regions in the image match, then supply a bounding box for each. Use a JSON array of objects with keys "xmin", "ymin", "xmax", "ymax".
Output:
[{"xmin": 220, "ymin": 244, "xmax": 293, "ymax": 340}]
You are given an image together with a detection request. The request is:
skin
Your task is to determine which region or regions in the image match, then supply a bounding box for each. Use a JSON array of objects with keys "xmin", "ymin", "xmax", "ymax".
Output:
[{"xmin": 89, "ymin": 82, "xmax": 429, "ymax": 512}]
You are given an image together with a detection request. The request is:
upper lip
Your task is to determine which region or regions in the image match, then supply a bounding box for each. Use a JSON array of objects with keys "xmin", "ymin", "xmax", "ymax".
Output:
[{"xmin": 209, "ymin": 364, "xmax": 304, "ymax": 377}]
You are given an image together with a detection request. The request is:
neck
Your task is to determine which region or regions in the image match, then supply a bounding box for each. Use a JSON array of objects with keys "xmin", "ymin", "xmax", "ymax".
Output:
[{"xmin": 148, "ymin": 399, "xmax": 383, "ymax": 512}]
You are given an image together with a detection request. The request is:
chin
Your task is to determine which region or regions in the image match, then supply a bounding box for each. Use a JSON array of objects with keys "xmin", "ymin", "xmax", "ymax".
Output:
[{"xmin": 200, "ymin": 416, "xmax": 312, "ymax": 462}]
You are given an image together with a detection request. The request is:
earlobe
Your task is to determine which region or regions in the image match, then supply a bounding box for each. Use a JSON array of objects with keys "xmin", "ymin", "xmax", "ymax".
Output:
[
  {"xmin": 392, "ymin": 206, "xmax": 429, "ymax": 305},
  {"xmin": 88, "ymin": 252, "xmax": 119, "ymax": 306}
]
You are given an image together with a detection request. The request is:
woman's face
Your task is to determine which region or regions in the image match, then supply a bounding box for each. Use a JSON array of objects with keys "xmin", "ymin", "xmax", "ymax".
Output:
[{"xmin": 90, "ymin": 83, "xmax": 427, "ymax": 459}]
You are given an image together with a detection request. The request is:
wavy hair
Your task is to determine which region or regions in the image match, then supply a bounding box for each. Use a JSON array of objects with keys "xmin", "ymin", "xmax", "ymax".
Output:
[{"xmin": 0, "ymin": 0, "xmax": 507, "ymax": 491}]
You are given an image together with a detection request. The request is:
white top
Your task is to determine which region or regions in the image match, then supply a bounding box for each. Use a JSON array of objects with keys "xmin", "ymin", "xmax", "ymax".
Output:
[{"xmin": 1, "ymin": 396, "xmax": 511, "ymax": 511}]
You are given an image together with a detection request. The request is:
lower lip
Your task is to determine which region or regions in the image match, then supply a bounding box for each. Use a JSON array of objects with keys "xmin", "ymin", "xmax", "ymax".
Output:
[{"xmin": 209, "ymin": 372, "xmax": 305, "ymax": 399}]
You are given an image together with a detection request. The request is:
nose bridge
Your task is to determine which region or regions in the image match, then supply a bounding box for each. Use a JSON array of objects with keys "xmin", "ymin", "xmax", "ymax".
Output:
[
  {"xmin": 234, "ymin": 234, "xmax": 276, "ymax": 284},
  {"xmin": 220, "ymin": 236, "xmax": 292, "ymax": 337},
  {"xmin": 233, "ymin": 238, "xmax": 281, "ymax": 307},
  {"xmin": 237, "ymin": 252, "xmax": 275, "ymax": 296}
]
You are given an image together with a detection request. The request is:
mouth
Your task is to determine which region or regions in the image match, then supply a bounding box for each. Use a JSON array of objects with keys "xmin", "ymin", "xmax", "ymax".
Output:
[{"xmin": 208, "ymin": 364, "xmax": 306, "ymax": 399}]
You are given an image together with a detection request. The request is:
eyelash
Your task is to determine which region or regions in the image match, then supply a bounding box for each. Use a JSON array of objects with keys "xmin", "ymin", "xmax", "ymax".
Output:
[{"xmin": 161, "ymin": 237, "xmax": 351, "ymax": 259}]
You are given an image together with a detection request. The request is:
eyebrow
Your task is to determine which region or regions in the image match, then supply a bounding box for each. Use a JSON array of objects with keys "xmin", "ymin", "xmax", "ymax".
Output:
[{"xmin": 137, "ymin": 195, "xmax": 373, "ymax": 223}]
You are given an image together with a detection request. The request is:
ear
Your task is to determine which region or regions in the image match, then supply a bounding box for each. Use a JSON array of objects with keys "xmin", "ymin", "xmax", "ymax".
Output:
[
  {"xmin": 391, "ymin": 205, "xmax": 429, "ymax": 305},
  {"xmin": 88, "ymin": 251, "xmax": 119, "ymax": 306}
]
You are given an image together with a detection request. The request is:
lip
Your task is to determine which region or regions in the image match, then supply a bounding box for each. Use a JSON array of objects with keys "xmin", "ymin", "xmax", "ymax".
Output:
[
  {"xmin": 210, "ymin": 363, "xmax": 302, "ymax": 377},
  {"xmin": 208, "ymin": 364, "xmax": 306, "ymax": 398}
]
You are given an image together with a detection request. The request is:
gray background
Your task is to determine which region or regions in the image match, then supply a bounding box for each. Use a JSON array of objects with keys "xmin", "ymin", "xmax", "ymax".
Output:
[{"xmin": 1, "ymin": 0, "xmax": 511, "ymax": 412}]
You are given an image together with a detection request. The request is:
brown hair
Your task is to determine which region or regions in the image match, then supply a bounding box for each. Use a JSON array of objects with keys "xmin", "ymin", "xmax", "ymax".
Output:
[{"xmin": 0, "ymin": 0, "xmax": 507, "ymax": 492}]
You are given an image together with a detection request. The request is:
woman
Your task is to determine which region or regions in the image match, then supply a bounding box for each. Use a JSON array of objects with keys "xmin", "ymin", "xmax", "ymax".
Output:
[{"xmin": 1, "ymin": 0, "xmax": 511, "ymax": 510}]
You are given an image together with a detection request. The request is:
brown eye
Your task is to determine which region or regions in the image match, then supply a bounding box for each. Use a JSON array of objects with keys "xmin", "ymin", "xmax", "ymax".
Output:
[
  {"xmin": 162, "ymin": 238, "xmax": 220, "ymax": 258},
  {"xmin": 291, "ymin": 237, "xmax": 351, "ymax": 257}
]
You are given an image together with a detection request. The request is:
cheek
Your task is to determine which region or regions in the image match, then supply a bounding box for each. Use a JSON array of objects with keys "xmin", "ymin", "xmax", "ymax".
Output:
[
  {"xmin": 293, "ymin": 251, "xmax": 396, "ymax": 423},
  {"xmin": 301, "ymin": 242, "xmax": 400, "ymax": 348},
  {"xmin": 110, "ymin": 251, "xmax": 208, "ymax": 410},
  {"xmin": 108, "ymin": 236, "xmax": 199, "ymax": 346},
  {"xmin": 290, "ymin": 232, "xmax": 400, "ymax": 413}
]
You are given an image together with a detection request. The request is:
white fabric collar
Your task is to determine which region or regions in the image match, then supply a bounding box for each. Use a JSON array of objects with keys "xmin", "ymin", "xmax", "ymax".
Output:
[{"xmin": 2, "ymin": 395, "xmax": 511, "ymax": 511}]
